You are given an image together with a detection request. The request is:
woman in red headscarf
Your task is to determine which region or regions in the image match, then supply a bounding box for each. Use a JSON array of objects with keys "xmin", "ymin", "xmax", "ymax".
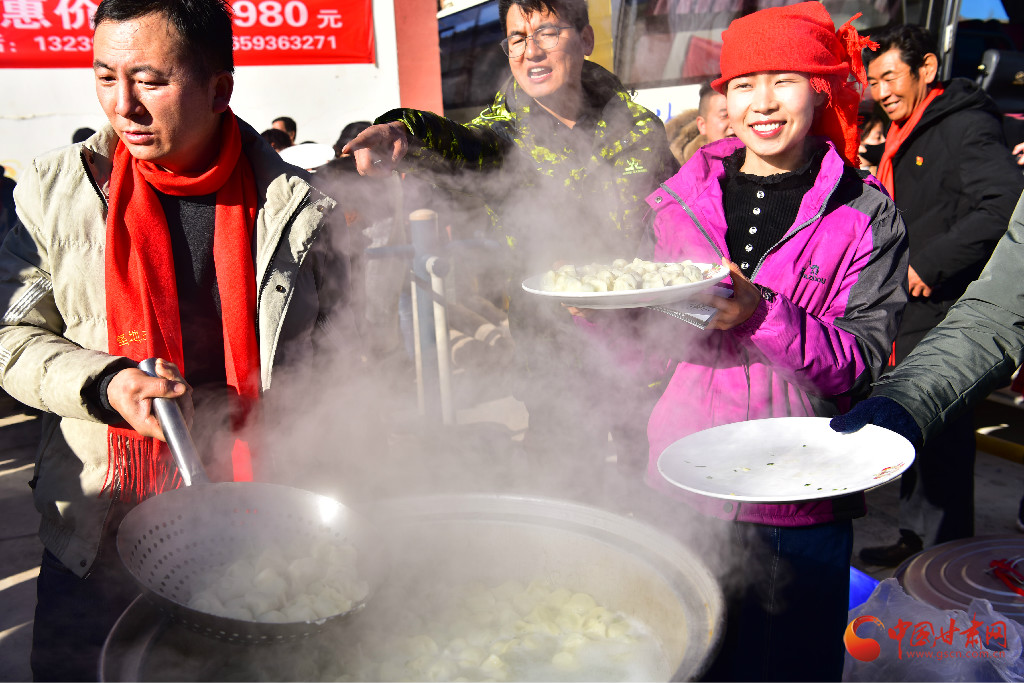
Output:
[{"xmin": 578, "ymin": 3, "xmax": 908, "ymax": 679}]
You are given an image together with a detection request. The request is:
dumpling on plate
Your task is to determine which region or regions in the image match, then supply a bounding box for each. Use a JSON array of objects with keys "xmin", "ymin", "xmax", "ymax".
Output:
[
  {"xmin": 612, "ymin": 273, "xmax": 640, "ymax": 291},
  {"xmin": 641, "ymin": 272, "xmax": 666, "ymax": 289}
]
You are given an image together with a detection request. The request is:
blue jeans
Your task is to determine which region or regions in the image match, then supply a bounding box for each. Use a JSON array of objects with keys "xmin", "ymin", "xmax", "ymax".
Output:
[
  {"xmin": 702, "ymin": 520, "xmax": 854, "ymax": 682},
  {"xmin": 31, "ymin": 523, "xmax": 139, "ymax": 681}
]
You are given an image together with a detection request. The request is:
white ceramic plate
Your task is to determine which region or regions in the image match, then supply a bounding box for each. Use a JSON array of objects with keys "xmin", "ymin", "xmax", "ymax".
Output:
[
  {"xmin": 521, "ymin": 263, "xmax": 729, "ymax": 310},
  {"xmin": 657, "ymin": 417, "xmax": 915, "ymax": 503}
]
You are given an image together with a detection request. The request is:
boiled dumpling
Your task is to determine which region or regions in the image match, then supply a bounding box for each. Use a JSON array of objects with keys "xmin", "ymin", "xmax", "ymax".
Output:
[
  {"xmin": 282, "ymin": 600, "xmax": 320, "ymax": 622},
  {"xmin": 538, "ymin": 258, "xmax": 708, "ymax": 293},
  {"xmin": 641, "ymin": 272, "xmax": 666, "ymax": 289},
  {"xmin": 211, "ymin": 575, "xmax": 247, "ymax": 602},
  {"xmin": 680, "ymin": 263, "xmax": 704, "ymax": 282},
  {"xmin": 223, "ymin": 559, "xmax": 255, "ymax": 583},
  {"xmin": 260, "ymin": 609, "xmax": 289, "ymax": 623},
  {"xmin": 221, "ymin": 598, "xmax": 254, "ymax": 621},
  {"xmin": 244, "ymin": 590, "xmax": 282, "ymax": 616},
  {"xmin": 185, "ymin": 538, "xmax": 366, "ymax": 624},
  {"xmin": 612, "ymin": 273, "xmax": 640, "ymax": 291},
  {"xmin": 288, "ymin": 556, "xmax": 325, "ymax": 586},
  {"xmin": 566, "ymin": 592, "xmax": 597, "ymax": 615},
  {"xmin": 187, "ymin": 590, "xmax": 223, "ymax": 614},
  {"xmin": 253, "ymin": 567, "xmax": 288, "ymax": 598},
  {"xmin": 552, "ymin": 650, "xmax": 581, "ymax": 671},
  {"xmin": 556, "ymin": 274, "xmax": 586, "ymax": 291}
]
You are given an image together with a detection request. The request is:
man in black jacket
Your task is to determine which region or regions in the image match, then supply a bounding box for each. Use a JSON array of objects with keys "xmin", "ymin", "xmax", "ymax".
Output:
[{"xmin": 858, "ymin": 24, "xmax": 1024, "ymax": 566}]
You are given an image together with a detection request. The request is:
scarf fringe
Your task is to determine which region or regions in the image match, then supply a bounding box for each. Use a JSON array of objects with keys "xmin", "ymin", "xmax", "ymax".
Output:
[
  {"xmin": 101, "ymin": 432, "xmax": 182, "ymax": 503},
  {"xmin": 836, "ymin": 14, "xmax": 879, "ymax": 88}
]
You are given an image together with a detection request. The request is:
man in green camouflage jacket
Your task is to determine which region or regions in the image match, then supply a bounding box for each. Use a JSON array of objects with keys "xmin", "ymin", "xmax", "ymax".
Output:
[
  {"xmin": 348, "ymin": 5, "xmax": 675, "ymax": 265},
  {"xmin": 346, "ymin": 0, "xmax": 677, "ymax": 481}
]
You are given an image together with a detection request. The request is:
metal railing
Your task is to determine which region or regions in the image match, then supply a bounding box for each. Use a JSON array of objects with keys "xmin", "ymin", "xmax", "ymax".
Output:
[{"xmin": 365, "ymin": 209, "xmax": 501, "ymax": 425}]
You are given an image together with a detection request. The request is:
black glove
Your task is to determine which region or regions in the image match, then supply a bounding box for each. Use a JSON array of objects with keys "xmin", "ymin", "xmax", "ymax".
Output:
[{"xmin": 829, "ymin": 396, "xmax": 922, "ymax": 445}]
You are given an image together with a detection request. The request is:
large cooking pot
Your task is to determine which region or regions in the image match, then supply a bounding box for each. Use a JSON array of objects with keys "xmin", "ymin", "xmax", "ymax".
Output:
[{"xmin": 103, "ymin": 494, "xmax": 724, "ymax": 681}]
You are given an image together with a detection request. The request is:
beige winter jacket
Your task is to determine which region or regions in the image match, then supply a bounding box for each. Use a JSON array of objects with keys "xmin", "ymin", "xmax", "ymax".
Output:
[{"xmin": 0, "ymin": 120, "xmax": 339, "ymax": 576}]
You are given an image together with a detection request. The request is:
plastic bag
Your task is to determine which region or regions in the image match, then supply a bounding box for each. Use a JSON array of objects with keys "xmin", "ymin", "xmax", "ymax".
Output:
[{"xmin": 844, "ymin": 578, "xmax": 1024, "ymax": 681}]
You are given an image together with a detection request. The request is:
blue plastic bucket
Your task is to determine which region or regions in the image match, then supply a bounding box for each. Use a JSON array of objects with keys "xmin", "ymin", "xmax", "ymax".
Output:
[{"xmin": 849, "ymin": 565, "xmax": 879, "ymax": 610}]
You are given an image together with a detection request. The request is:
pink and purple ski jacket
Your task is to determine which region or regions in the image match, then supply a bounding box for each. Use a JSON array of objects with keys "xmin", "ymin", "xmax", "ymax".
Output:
[{"xmin": 637, "ymin": 137, "xmax": 908, "ymax": 526}]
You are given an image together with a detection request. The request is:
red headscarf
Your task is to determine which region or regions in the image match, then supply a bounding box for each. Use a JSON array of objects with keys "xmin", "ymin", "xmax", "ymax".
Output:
[
  {"xmin": 103, "ymin": 109, "xmax": 261, "ymax": 501},
  {"xmin": 711, "ymin": 1, "xmax": 878, "ymax": 167}
]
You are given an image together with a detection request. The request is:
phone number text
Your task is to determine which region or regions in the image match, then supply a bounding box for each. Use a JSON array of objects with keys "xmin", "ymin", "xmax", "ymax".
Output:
[
  {"xmin": 32, "ymin": 35, "xmax": 93, "ymax": 51},
  {"xmin": 232, "ymin": 34, "xmax": 337, "ymax": 51}
]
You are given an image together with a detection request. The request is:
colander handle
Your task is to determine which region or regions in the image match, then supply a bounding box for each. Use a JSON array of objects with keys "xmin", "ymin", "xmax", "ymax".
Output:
[{"xmin": 138, "ymin": 358, "xmax": 211, "ymax": 487}]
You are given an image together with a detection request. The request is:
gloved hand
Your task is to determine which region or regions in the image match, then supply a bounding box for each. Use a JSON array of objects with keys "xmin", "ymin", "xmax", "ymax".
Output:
[{"xmin": 829, "ymin": 396, "xmax": 922, "ymax": 446}]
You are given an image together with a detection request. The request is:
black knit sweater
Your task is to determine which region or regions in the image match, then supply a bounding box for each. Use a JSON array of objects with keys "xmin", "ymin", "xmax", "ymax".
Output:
[
  {"xmin": 722, "ymin": 144, "xmax": 826, "ymax": 279},
  {"xmin": 88, "ymin": 191, "xmax": 227, "ymax": 421}
]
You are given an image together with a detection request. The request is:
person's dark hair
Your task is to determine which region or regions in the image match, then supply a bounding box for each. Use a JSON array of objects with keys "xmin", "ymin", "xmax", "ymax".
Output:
[
  {"xmin": 697, "ymin": 80, "xmax": 718, "ymax": 118},
  {"xmin": 93, "ymin": 0, "xmax": 233, "ymax": 79},
  {"xmin": 72, "ymin": 127, "xmax": 96, "ymax": 144},
  {"xmin": 334, "ymin": 121, "xmax": 372, "ymax": 154},
  {"xmin": 859, "ymin": 111, "xmax": 887, "ymax": 140},
  {"xmin": 273, "ymin": 116, "xmax": 297, "ymax": 137},
  {"xmin": 261, "ymin": 128, "xmax": 292, "ymax": 152},
  {"xmin": 498, "ymin": 0, "xmax": 589, "ymax": 34},
  {"xmin": 863, "ymin": 24, "xmax": 941, "ymax": 72},
  {"xmin": 858, "ymin": 101, "xmax": 889, "ymax": 141}
]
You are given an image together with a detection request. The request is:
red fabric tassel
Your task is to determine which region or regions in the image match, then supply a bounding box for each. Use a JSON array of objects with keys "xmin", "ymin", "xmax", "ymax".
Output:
[
  {"xmin": 102, "ymin": 432, "xmax": 182, "ymax": 502},
  {"xmin": 231, "ymin": 439, "xmax": 254, "ymax": 482},
  {"xmin": 836, "ymin": 14, "xmax": 879, "ymax": 88}
]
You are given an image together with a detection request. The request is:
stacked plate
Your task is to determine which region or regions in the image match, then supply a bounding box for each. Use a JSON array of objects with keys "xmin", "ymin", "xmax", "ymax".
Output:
[{"xmin": 895, "ymin": 535, "xmax": 1024, "ymax": 624}]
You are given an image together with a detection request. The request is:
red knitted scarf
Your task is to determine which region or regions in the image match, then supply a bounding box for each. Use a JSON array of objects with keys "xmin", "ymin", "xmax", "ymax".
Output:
[
  {"xmin": 876, "ymin": 85, "xmax": 945, "ymax": 199},
  {"xmin": 102, "ymin": 110, "xmax": 260, "ymax": 501}
]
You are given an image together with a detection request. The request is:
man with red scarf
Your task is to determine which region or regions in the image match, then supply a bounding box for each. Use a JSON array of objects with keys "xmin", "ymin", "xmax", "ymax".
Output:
[
  {"xmin": 0, "ymin": 0, "xmax": 340, "ymax": 679},
  {"xmin": 857, "ymin": 24, "xmax": 1023, "ymax": 567}
]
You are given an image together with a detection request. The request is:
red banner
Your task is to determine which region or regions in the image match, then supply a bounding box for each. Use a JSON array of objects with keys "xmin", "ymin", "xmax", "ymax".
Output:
[{"xmin": 0, "ymin": 0, "xmax": 374, "ymax": 68}]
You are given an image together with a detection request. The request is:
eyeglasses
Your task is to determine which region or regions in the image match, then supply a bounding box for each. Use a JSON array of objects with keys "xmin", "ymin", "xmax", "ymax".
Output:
[
  {"xmin": 500, "ymin": 25, "xmax": 574, "ymax": 58},
  {"xmin": 867, "ymin": 69, "xmax": 913, "ymax": 92}
]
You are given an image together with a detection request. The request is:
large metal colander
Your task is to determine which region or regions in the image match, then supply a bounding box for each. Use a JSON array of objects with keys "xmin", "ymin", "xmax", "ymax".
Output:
[{"xmin": 115, "ymin": 359, "xmax": 375, "ymax": 644}]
